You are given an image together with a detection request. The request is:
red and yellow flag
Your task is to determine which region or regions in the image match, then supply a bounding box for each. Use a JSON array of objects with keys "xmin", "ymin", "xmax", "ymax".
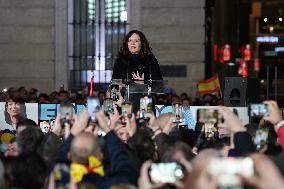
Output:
[{"xmin": 198, "ymin": 75, "xmax": 221, "ymax": 94}]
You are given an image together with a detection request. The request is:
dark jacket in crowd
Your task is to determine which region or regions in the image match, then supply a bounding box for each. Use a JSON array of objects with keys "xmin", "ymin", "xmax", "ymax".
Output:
[
  {"xmin": 83, "ymin": 131, "xmax": 138, "ymax": 189},
  {"xmin": 228, "ymin": 132, "xmax": 255, "ymax": 157},
  {"xmin": 56, "ymin": 132, "xmax": 138, "ymax": 189}
]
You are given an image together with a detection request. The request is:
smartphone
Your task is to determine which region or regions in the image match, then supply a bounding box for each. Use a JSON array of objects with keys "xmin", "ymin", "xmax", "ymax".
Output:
[
  {"xmin": 39, "ymin": 120, "xmax": 51, "ymax": 133},
  {"xmin": 172, "ymin": 102, "xmax": 183, "ymax": 123},
  {"xmin": 254, "ymin": 128, "xmax": 269, "ymax": 150},
  {"xmin": 204, "ymin": 123, "xmax": 216, "ymax": 138},
  {"xmin": 149, "ymin": 162, "xmax": 185, "ymax": 184},
  {"xmin": 110, "ymin": 84, "xmax": 120, "ymax": 101},
  {"xmin": 207, "ymin": 157, "xmax": 254, "ymax": 187},
  {"xmin": 59, "ymin": 103, "xmax": 74, "ymax": 127},
  {"xmin": 139, "ymin": 96, "xmax": 153, "ymax": 118},
  {"xmin": 249, "ymin": 104, "xmax": 269, "ymax": 117},
  {"xmin": 87, "ymin": 97, "xmax": 101, "ymax": 122},
  {"xmin": 121, "ymin": 102, "xmax": 133, "ymax": 123},
  {"xmin": 103, "ymin": 98, "xmax": 114, "ymax": 114},
  {"xmin": 197, "ymin": 109, "xmax": 223, "ymax": 124}
]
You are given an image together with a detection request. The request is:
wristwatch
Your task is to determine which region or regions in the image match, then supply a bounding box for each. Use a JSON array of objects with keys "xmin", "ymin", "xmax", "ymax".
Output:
[{"xmin": 274, "ymin": 120, "xmax": 284, "ymax": 131}]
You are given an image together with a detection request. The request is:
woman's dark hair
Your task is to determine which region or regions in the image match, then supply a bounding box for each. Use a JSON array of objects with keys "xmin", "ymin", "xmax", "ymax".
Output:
[
  {"xmin": 119, "ymin": 30, "xmax": 152, "ymax": 57},
  {"xmin": 4, "ymin": 98, "xmax": 27, "ymax": 125},
  {"xmin": 3, "ymin": 154, "xmax": 47, "ymax": 189},
  {"xmin": 16, "ymin": 127, "xmax": 44, "ymax": 155}
]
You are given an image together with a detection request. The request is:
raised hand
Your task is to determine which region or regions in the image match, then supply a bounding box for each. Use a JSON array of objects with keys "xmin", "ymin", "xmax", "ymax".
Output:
[
  {"xmin": 263, "ymin": 100, "xmax": 283, "ymax": 125},
  {"xmin": 132, "ymin": 71, "xmax": 144, "ymax": 84}
]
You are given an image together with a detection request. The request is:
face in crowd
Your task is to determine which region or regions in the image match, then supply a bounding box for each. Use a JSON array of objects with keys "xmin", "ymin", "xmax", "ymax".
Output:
[
  {"xmin": 128, "ymin": 33, "xmax": 141, "ymax": 54},
  {"xmin": 6, "ymin": 101, "xmax": 21, "ymax": 117}
]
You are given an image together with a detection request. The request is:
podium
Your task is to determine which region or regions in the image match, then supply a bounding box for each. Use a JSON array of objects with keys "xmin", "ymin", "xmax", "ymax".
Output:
[{"xmin": 110, "ymin": 79, "xmax": 166, "ymax": 112}]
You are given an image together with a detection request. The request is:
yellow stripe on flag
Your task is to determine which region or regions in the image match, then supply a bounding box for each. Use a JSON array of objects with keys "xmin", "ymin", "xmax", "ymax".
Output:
[{"xmin": 198, "ymin": 75, "xmax": 220, "ymax": 94}]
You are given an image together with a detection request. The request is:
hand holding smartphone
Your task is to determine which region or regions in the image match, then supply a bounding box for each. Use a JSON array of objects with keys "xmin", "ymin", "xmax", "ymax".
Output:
[
  {"xmin": 249, "ymin": 103, "xmax": 269, "ymax": 117},
  {"xmin": 207, "ymin": 157, "xmax": 254, "ymax": 187}
]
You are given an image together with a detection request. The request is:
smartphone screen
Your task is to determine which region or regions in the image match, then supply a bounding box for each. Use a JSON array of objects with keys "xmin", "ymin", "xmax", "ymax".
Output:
[
  {"xmin": 103, "ymin": 98, "xmax": 114, "ymax": 114},
  {"xmin": 197, "ymin": 109, "xmax": 223, "ymax": 124},
  {"xmin": 39, "ymin": 120, "xmax": 51, "ymax": 133},
  {"xmin": 149, "ymin": 162, "xmax": 185, "ymax": 184},
  {"xmin": 207, "ymin": 157, "xmax": 254, "ymax": 187},
  {"xmin": 87, "ymin": 97, "xmax": 100, "ymax": 122},
  {"xmin": 121, "ymin": 102, "xmax": 133, "ymax": 123},
  {"xmin": 172, "ymin": 102, "xmax": 183, "ymax": 123},
  {"xmin": 59, "ymin": 104, "xmax": 74, "ymax": 126},
  {"xmin": 139, "ymin": 96, "xmax": 153, "ymax": 118},
  {"xmin": 254, "ymin": 128, "xmax": 269, "ymax": 150},
  {"xmin": 110, "ymin": 84, "xmax": 119, "ymax": 101},
  {"xmin": 249, "ymin": 104, "xmax": 269, "ymax": 117}
]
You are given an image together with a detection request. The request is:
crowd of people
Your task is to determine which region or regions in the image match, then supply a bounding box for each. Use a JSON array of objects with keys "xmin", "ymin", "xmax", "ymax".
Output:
[
  {"xmin": 0, "ymin": 85, "xmax": 284, "ymax": 189},
  {"xmin": 1, "ymin": 29, "xmax": 284, "ymax": 189},
  {"xmin": 0, "ymin": 86, "xmax": 223, "ymax": 107}
]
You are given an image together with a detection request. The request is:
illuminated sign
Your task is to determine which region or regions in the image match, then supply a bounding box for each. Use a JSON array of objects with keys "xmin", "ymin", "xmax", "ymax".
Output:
[
  {"xmin": 275, "ymin": 47, "xmax": 284, "ymax": 52},
  {"xmin": 256, "ymin": 36, "xmax": 279, "ymax": 43}
]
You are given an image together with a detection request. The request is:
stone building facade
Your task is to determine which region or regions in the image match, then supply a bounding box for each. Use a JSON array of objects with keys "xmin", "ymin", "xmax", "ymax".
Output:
[{"xmin": 0, "ymin": 0, "xmax": 204, "ymax": 97}]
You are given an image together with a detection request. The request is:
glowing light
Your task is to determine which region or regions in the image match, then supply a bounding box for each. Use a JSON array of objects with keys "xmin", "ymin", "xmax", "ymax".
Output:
[
  {"xmin": 120, "ymin": 11, "xmax": 127, "ymax": 21},
  {"xmin": 269, "ymin": 26, "xmax": 274, "ymax": 33},
  {"xmin": 264, "ymin": 17, "xmax": 268, "ymax": 22},
  {"xmin": 279, "ymin": 17, "xmax": 283, "ymax": 22},
  {"xmin": 256, "ymin": 36, "xmax": 279, "ymax": 43},
  {"xmin": 275, "ymin": 47, "xmax": 284, "ymax": 52}
]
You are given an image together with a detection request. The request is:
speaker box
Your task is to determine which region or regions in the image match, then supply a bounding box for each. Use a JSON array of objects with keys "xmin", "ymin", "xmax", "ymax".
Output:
[{"xmin": 223, "ymin": 77, "xmax": 247, "ymax": 107}]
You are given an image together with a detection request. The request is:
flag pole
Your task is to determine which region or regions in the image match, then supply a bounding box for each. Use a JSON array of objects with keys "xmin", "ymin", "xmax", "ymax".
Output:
[{"xmin": 89, "ymin": 71, "xmax": 94, "ymax": 97}]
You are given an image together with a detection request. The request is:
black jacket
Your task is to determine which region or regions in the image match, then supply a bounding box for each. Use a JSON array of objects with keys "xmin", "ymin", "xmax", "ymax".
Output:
[{"xmin": 112, "ymin": 53, "xmax": 163, "ymax": 81}]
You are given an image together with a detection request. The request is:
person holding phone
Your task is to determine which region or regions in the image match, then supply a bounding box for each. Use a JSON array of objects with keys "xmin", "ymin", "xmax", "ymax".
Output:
[{"xmin": 112, "ymin": 30, "xmax": 163, "ymax": 84}]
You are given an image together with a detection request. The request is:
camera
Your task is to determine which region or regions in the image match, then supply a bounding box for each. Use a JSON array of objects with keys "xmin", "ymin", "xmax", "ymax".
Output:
[
  {"xmin": 249, "ymin": 103, "xmax": 269, "ymax": 117},
  {"xmin": 207, "ymin": 157, "xmax": 254, "ymax": 187},
  {"xmin": 110, "ymin": 84, "xmax": 120, "ymax": 101},
  {"xmin": 139, "ymin": 96, "xmax": 153, "ymax": 119},
  {"xmin": 197, "ymin": 109, "xmax": 223, "ymax": 124},
  {"xmin": 103, "ymin": 98, "xmax": 114, "ymax": 114},
  {"xmin": 121, "ymin": 102, "xmax": 133, "ymax": 124},
  {"xmin": 149, "ymin": 162, "xmax": 185, "ymax": 184},
  {"xmin": 87, "ymin": 97, "xmax": 101, "ymax": 122},
  {"xmin": 59, "ymin": 103, "xmax": 74, "ymax": 127}
]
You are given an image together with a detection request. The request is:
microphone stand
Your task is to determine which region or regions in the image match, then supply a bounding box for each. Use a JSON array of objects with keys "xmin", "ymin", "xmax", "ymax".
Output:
[
  {"xmin": 126, "ymin": 57, "xmax": 130, "ymax": 101},
  {"xmin": 148, "ymin": 58, "xmax": 152, "ymax": 96}
]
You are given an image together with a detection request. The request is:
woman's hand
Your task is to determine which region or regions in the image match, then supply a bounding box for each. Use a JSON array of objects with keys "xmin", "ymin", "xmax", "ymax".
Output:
[{"xmin": 132, "ymin": 71, "xmax": 144, "ymax": 84}]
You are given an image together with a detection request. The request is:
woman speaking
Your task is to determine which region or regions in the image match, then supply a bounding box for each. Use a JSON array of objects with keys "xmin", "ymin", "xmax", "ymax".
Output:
[
  {"xmin": 111, "ymin": 30, "xmax": 163, "ymax": 112},
  {"xmin": 112, "ymin": 30, "xmax": 163, "ymax": 83}
]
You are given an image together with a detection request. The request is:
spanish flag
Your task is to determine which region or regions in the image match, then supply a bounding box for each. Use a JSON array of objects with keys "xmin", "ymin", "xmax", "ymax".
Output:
[{"xmin": 198, "ymin": 75, "xmax": 221, "ymax": 94}]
